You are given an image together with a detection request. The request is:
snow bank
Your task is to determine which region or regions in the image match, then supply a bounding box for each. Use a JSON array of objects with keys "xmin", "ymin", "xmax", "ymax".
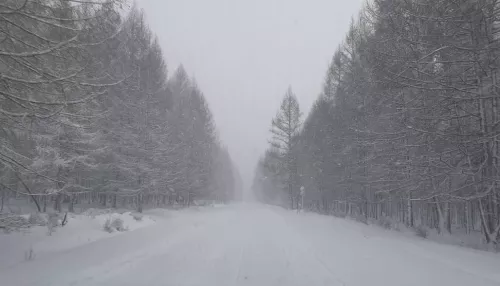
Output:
[
  {"xmin": 0, "ymin": 210, "xmax": 156, "ymax": 269},
  {"xmin": 286, "ymin": 209, "xmax": 500, "ymax": 285}
]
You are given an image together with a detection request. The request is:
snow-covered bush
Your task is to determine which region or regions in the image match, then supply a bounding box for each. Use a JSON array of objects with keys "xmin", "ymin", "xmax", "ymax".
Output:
[
  {"xmin": 376, "ymin": 217, "xmax": 392, "ymax": 230},
  {"xmin": 112, "ymin": 217, "xmax": 126, "ymax": 231},
  {"xmin": 82, "ymin": 208, "xmax": 113, "ymax": 219},
  {"xmin": 414, "ymin": 225, "xmax": 428, "ymax": 239},
  {"xmin": 103, "ymin": 217, "xmax": 127, "ymax": 233},
  {"xmin": 132, "ymin": 213, "xmax": 143, "ymax": 221},
  {"xmin": 28, "ymin": 213, "xmax": 47, "ymax": 226},
  {"xmin": 0, "ymin": 213, "xmax": 30, "ymax": 233},
  {"xmin": 46, "ymin": 213, "xmax": 60, "ymax": 236},
  {"xmin": 353, "ymin": 214, "xmax": 368, "ymax": 225},
  {"xmin": 332, "ymin": 211, "xmax": 347, "ymax": 219},
  {"xmin": 24, "ymin": 247, "xmax": 36, "ymax": 261},
  {"xmin": 103, "ymin": 219, "xmax": 113, "ymax": 233}
]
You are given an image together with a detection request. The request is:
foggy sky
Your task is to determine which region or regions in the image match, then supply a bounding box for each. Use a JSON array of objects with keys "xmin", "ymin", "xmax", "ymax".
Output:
[{"xmin": 136, "ymin": 0, "xmax": 365, "ymax": 197}]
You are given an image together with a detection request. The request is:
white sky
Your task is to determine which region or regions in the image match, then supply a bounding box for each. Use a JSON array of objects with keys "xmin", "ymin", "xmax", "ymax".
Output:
[{"xmin": 136, "ymin": 0, "xmax": 365, "ymax": 195}]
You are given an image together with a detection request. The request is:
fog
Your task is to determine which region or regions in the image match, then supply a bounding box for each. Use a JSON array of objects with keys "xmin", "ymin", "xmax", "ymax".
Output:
[{"xmin": 136, "ymin": 0, "xmax": 364, "ymax": 196}]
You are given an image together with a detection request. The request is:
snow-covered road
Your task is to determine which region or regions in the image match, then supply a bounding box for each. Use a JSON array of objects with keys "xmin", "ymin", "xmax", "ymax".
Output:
[{"xmin": 2, "ymin": 204, "xmax": 499, "ymax": 286}]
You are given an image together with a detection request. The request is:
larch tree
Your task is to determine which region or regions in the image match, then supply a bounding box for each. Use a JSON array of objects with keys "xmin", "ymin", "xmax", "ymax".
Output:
[
  {"xmin": 0, "ymin": 0, "xmax": 123, "ymax": 211},
  {"xmin": 253, "ymin": 0, "xmax": 500, "ymax": 248},
  {"xmin": 269, "ymin": 87, "xmax": 302, "ymax": 209},
  {"xmin": 0, "ymin": 1, "xmax": 240, "ymax": 216}
]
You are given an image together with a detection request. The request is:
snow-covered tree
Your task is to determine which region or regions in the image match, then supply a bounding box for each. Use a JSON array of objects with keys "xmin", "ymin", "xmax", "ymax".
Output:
[
  {"xmin": 267, "ymin": 88, "xmax": 302, "ymax": 208},
  {"xmin": 254, "ymin": 0, "xmax": 500, "ymax": 246},
  {"xmin": 0, "ymin": 2, "xmax": 239, "ymax": 214},
  {"xmin": 0, "ymin": 0, "xmax": 123, "ymax": 210}
]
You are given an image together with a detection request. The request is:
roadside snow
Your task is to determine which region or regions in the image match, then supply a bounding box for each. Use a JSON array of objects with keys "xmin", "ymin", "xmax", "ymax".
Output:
[
  {"xmin": 286, "ymin": 210, "xmax": 500, "ymax": 286},
  {"xmin": 1, "ymin": 204, "xmax": 499, "ymax": 286},
  {"xmin": 0, "ymin": 210, "xmax": 156, "ymax": 269}
]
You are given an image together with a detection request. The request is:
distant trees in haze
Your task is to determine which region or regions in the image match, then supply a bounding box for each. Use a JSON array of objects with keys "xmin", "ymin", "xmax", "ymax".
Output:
[
  {"xmin": 0, "ymin": 0, "xmax": 241, "ymax": 213},
  {"xmin": 254, "ymin": 0, "xmax": 500, "ymax": 246}
]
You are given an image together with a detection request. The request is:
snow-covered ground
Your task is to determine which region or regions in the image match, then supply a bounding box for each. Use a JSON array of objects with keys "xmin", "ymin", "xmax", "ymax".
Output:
[
  {"xmin": 0, "ymin": 209, "xmax": 158, "ymax": 269},
  {"xmin": 1, "ymin": 204, "xmax": 499, "ymax": 286}
]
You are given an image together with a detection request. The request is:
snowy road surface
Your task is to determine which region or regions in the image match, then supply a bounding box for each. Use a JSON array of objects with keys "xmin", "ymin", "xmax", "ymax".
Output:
[{"xmin": 2, "ymin": 204, "xmax": 500, "ymax": 286}]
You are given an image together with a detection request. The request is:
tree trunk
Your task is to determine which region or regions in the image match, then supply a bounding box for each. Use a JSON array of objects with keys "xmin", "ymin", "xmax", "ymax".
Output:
[
  {"xmin": 407, "ymin": 192, "xmax": 413, "ymax": 227},
  {"xmin": 54, "ymin": 193, "xmax": 63, "ymax": 213},
  {"xmin": 137, "ymin": 194, "xmax": 143, "ymax": 213},
  {"xmin": 112, "ymin": 194, "xmax": 117, "ymax": 208},
  {"xmin": 435, "ymin": 198, "xmax": 447, "ymax": 234},
  {"xmin": 401, "ymin": 198, "xmax": 405, "ymax": 224},
  {"xmin": 479, "ymin": 198, "xmax": 500, "ymax": 245},
  {"xmin": 446, "ymin": 202, "xmax": 452, "ymax": 234},
  {"xmin": 68, "ymin": 195, "xmax": 75, "ymax": 213},
  {"xmin": 465, "ymin": 201, "xmax": 470, "ymax": 234},
  {"xmin": 15, "ymin": 173, "xmax": 41, "ymax": 212},
  {"xmin": 0, "ymin": 190, "xmax": 4, "ymax": 213}
]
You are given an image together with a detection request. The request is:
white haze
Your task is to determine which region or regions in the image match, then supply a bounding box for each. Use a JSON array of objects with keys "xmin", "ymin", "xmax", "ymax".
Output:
[{"xmin": 136, "ymin": 0, "xmax": 365, "ymax": 197}]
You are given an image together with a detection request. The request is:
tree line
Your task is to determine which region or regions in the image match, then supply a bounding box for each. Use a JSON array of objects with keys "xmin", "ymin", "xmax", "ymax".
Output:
[
  {"xmin": 253, "ymin": 0, "xmax": 500, "ymax": 246},
  {"xmin": 0, "ymin": 0, "xmax": 241, "ymax": 213}
]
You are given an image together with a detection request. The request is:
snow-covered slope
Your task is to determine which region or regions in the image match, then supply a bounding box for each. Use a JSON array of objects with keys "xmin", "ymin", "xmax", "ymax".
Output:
[
  {"xmin": 0, "ymin": 209, "xmax": 157, "ymax": 269},
  {"xmin": 1, "ymin": 204, "xmax": 499, "ymax": 286}
]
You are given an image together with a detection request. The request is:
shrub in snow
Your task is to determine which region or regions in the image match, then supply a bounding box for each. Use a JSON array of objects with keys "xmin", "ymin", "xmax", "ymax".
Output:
[
  {"xmin": 24, "ymin": 247, "xmax": 36, "ymax": 261},
  {"xmin": 103, "ymin": 218, "xmax": 113, "ymax": 233},
  {"xmin": 376, "ymin": 217, "xmax": 393, "ymax": 230},
  {"xmin": 112, "ymin": 217, "xmax": 126, "ymax": 231},
  {"xmin": 392, "ymin": 222, "xmax": 402, "ymax": 232},
  {"xmin": 46, "ymin": 213, "xmax": 60, "ymax": 236},
  {"xmin": 414, "ymin": 225, "xmax": 428, "ymax": 239},
  {"xmin": 28, "ymin": 213, "xmax": 47, "ymax": 226},
  {"xmin": 332, "ymin": 212, "xmax": 347, "ymax": 219},
  {"xmin": 61, "ymin": 212, "xmax": 68, "ymax": 226},
  {"xmin": 103, "ymin": 217, "xmax": 127, "ymax": 233},
  {"xmin": 132, "ymin": 213, "xmax": 143, "ymax": 221},
  {"xmin": 0, "ymin": 213, "xmax": 30, "ymax": 233},
  {"xmin": 82, "ymin": 208, "xmax": 112, "ymax": 218},
  {"xmin": 353, "ymin": 214, "xmax": 368, "ymax": 225}
]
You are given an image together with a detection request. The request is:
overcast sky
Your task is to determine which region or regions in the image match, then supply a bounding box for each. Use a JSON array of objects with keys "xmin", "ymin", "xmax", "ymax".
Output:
[{"xmin": 136, "ymin": 0, "xmax": 365, "ymax": 196}]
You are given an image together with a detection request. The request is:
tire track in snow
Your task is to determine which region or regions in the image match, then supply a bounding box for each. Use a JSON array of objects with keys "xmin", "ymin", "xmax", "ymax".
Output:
[
  {"xmin": 277, "ymin": 210, "xmax": 347, "ymax": 286},
  {"xmin": 68, "ymin": 220, "xmax": 214, "ymax": 286},
  {"xmin": 233, "ymin": 234, "xmax": 249, "ymax": 285},
  {"xmin": 233, "ymin": 217, "xmax": 248, "ymax": 285}
]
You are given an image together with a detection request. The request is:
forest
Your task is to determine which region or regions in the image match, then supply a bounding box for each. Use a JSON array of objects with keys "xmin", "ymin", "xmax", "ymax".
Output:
[
  {"xmin": 253, "ymin": 0, "xmax": 500, "ymax": 246},
  {"xmin": 0, "ymin": 0, "xmax": 242, "ymax": 215}
]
